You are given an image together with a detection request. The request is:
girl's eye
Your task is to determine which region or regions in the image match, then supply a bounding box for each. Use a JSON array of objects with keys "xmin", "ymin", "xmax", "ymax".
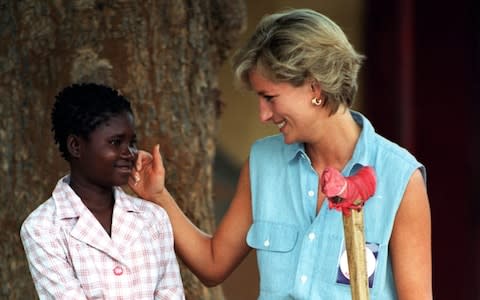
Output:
[{"xmin": 110, "ymin": 138, "xmax": 121, "ymax": 146}]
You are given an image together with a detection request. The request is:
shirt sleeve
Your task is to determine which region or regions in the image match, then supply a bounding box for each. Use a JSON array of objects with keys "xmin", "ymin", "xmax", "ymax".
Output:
[
  {"xmin": 153, "ymin": 212, "xmax": 185, "ymax": 300},
  {"xmin": 20, "ymin": 219, "xmax": 88, "ymax": 300}
]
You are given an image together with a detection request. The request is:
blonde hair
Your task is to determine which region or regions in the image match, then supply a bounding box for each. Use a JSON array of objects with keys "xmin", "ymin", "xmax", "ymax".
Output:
[{"xmin": 233, "ymin": 8, "xmax": 365, "ymax": 113}]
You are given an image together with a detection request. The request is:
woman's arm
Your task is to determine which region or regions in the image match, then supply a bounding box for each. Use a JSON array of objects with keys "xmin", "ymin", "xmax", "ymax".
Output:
[
  {"xmin": 390, "ymin": 169, "xmax": 432, "ymax": 299},
  {"xmin": 130, "ymin": 145, "xmax": 253, "ymax": 286}
]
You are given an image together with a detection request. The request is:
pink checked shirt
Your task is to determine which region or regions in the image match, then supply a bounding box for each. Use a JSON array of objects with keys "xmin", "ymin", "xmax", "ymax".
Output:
[{"xmin": 20, "ymin": 176, "xmax": 185, "ymax": 299}]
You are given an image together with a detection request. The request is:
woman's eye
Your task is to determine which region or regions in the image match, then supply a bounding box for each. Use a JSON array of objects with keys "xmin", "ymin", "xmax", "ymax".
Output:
[{"xmin": 264, "ymin": 95, "xmax": 275, "ymax": 102}]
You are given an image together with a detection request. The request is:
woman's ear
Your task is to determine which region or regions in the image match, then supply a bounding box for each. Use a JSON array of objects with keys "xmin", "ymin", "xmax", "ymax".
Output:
[
  {"xmin": 67, "ymin": 135, "xmax": 81, "ymax": 159},
  {"xmin": 311, "ymin": 80, "xmax": 322, "ymax": 99}
]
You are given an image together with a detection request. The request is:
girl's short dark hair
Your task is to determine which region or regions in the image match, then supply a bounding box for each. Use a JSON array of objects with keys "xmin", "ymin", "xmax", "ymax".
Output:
[{"xmin": 51, "ymin": 83, "xmax": 133, "ymax": 161}]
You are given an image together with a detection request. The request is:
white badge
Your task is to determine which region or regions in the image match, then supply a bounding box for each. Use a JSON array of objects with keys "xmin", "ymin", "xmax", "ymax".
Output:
[{"xmin": 336, "ymin": 242, "xmax": 379, "ymax": 288}]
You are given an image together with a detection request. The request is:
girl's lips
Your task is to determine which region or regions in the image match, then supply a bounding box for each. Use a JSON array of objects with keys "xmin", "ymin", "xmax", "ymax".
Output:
[{"xmin": 115, "ymin": 164, "xmax": 133, "ymax": 174}]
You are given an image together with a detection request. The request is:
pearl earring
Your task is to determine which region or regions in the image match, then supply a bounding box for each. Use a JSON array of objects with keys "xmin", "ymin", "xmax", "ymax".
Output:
[{"xmin": 311, "ymin": 97, "xmax": 322, "ymax": 106}]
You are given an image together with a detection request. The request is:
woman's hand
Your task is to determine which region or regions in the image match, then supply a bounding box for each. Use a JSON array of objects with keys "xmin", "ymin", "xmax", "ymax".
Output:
[{"xmin": 128, "ymin": 144, "xmax": 167, "ymax": 205}]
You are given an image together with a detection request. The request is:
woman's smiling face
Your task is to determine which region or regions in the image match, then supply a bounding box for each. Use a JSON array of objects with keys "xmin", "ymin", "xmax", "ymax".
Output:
[{"xmin": 248, "ymin": 69, "xmax": 323, "ymax": 144}]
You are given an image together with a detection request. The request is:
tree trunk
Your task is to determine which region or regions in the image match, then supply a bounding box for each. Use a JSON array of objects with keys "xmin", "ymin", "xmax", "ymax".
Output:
[{"xmin": 0, "ymin": 1, "xmax": 246, "ymax": 299}]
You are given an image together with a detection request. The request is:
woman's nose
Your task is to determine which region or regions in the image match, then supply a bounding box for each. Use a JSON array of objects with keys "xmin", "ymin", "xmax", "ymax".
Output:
[{"xmin": 258, "ymin": 99, "xmax": 273, "ymax": 123}]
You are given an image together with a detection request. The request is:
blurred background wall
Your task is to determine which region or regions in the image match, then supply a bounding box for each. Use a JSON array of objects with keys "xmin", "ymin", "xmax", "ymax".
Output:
[{"xmin": 214, "ymin": 0, "xmax": 479, "ymax": 299}]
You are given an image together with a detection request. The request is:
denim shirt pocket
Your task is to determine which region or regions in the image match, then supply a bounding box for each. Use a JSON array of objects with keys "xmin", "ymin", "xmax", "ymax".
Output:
[{"xmin": 247, "ymin": 221, "xmax": 299, "ymax": 293}]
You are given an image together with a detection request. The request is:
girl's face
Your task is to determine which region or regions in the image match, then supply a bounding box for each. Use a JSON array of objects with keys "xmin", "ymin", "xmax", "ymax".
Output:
[
  {"xmin": 248, "ymin": 69, "xmax": 326, "ymax": 144},
  {"xmin": 76, "ymin": 111, "xmax": 137, "ymax": 189}
]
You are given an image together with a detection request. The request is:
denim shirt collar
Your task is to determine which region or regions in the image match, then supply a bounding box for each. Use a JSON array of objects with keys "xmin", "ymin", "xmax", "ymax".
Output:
[{"xmin": 284, "ymin": 110, "xmax": 375, "ymax": 175}]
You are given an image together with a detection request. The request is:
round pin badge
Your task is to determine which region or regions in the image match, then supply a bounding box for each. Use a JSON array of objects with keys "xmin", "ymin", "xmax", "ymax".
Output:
[{"xmin": 339, "ymin": 247, "xmax": 377, "ymax": 279}]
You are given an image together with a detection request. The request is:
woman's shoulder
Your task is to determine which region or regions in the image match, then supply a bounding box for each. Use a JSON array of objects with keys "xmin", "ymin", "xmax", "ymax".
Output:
[
  {"xmin": 369, "ymin": 133, "xmax": 426, "ymax": 182},
  {"xmin": 373, "ymin": 134, "xmax": 420, "ymax": 166}
]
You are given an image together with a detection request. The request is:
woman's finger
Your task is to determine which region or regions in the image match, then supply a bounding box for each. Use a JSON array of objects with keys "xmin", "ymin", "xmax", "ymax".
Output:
[
  {"xmin": 151, "ymin": 144, "xmax": 164, "ymax": 174},
  {"xmin": 136, "ymin": 150, "xmax": 153, "ymax": 171}
]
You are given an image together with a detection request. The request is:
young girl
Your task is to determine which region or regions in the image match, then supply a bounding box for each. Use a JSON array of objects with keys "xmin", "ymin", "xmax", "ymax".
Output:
[{"xmin": 20, "ymin": 83, "xmax": 184, "ymax": 299}]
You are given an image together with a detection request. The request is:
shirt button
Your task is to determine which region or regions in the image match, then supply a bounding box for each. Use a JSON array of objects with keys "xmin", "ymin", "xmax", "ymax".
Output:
[
  {"xmin": 300, "ymin": 275, "xmax": 308, "ymax": 284},
  {"xmin": 263, "ymin": 240, "xmax": 270, "ymax": 247},
  {"xmin": 308, "ymin": 190, "xmax": 315, "ymax": 197},
  {"xmin": 113, "ymin": 266, "xmax": 123, "ymax": 276},
  {"xmin": 308, "ymin": 232, "xmax": 316, "ymax": 240}
]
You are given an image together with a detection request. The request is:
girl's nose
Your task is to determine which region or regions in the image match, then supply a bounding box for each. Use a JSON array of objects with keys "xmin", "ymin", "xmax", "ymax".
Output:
[
  {"xmin": 126, "ymin": 145, "xmax": 138, "ymax": 160},
  {"xmin": 258, "ymin": 99, "xmax": 273, "ymax": 123}
]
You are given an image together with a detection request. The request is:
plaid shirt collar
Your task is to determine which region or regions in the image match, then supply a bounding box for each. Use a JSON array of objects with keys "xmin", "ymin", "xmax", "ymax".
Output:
[
  {"xmin": 52, "ymin": 175, "xmax": 141, "ymax": 220},
  {"xmin": 51, "ymin": 175, "xmax": 146, "ymax": 264}
]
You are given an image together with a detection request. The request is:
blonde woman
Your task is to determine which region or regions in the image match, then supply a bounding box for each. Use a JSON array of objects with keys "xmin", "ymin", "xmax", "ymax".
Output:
[{"xmin": 131, "ymin": 8, "xmax": 432, "ymax": 300}]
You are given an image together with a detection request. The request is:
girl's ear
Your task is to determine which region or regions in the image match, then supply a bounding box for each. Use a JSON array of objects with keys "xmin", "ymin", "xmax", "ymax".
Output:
[{"xmin": 67, "ymin": 135, "xmax": 81, "ymax": 159}]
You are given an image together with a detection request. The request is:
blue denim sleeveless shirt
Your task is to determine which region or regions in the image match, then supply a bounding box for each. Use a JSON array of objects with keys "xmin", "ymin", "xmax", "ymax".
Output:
[{"xmin": 247, "ymin": 111, "xmax": 425, "ymax": 300}]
